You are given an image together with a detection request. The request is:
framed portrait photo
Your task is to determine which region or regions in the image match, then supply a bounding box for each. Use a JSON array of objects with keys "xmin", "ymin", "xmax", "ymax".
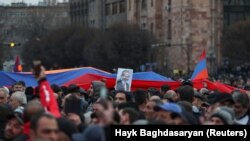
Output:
[{"xmin": 115, "ymin": 68, "xmax": 133, "ymax": 92}]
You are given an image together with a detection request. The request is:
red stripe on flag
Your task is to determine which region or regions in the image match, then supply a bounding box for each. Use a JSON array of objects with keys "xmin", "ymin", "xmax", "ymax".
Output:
[{"xmin": 199, "ymin": 49, "xmax": 206, "ymax": 61}]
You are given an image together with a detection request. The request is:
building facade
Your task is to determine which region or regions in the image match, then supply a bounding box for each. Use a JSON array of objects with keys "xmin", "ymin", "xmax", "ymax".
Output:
[
  {"xmin": 70, "ymin": 0, "xmax": 164, "ymax": 39},
  {"xmin": 162, "ymin": 0, "xmax": 223, "ymax": 75},
  {"xmin": 0, "ymin": 2, "xmax": 70, "ymax": 41},
  {"xmin": 69, "ymin": 0, "xmax": 250, "ymax": 75},
  {"xmin": 0, "ymin": 2, "xmax": 70, "ymax": 70},
  {"xmin": 224, "ymin": 0, "xmax": 250, "ymax": 27},
  {"xmin": 69, "ymin": 0, "xmax": 168, "ymax": 72},
  {"xmin": 42, "ymin": 0, "xmax": 58, "ymax": 6}
]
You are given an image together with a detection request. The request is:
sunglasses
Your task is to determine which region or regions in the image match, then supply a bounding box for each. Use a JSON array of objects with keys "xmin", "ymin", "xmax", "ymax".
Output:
[{"xmin": 0, "ymin": 97, "xmax": 5, "ymax": 99}]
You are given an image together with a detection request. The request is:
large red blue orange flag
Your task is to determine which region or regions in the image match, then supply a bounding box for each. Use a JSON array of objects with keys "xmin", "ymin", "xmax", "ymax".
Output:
[
  {"xmin": 191, "ymin": 49, "xmax": 208, "ymax": 80},
  {"xmin": 13, "ymin": 56, "xmax": 22, "ymax": 72}
]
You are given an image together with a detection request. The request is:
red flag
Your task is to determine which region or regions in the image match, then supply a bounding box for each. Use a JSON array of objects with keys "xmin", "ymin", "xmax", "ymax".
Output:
[
  {"xmin": 203, "ymin": 79, "xmax": 246, "ymax": 94},
  {"xmin": 39, "ymin": 80, "xmax": 61, "ymax": 118},
  {"xmin": 13, "ymin": 56, "xmax": 22, "ymax": 72},
  {"xmin": 199, "ymin": 49, "xmax": 206, "ymax": 61}
]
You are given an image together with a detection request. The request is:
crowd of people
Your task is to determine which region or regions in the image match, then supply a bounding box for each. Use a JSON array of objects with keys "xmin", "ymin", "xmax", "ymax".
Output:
[
  {"xmin": 216, "ymin": 62, "xmax": 250, "ymax": 89},
  {"xmin": 0, "ymin": 65, "xmax": 250, "ymax": 141}
]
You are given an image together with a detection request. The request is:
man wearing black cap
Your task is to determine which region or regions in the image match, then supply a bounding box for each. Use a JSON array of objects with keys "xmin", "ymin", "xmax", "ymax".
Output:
[
  {"xmin": 192, "ymin": 92, "xmax": 206, "ymax": 116},
  {"xmin": 4, "ymin": 113, "xmax": 24, "ymax": 141},
  {"xmin": 67, "ymin": 84, "xmax": 88, "ymax": 113},
  {"xmin": 64, "ymin": 95, "xmax": 86, "ymax": 132}
]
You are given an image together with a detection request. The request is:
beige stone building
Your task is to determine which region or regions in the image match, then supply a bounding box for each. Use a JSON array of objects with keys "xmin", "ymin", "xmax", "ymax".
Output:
[
  {"xmin": 162, "ymin": 0, "xmax": 223, "ymax": 75},
  {"xmin": 164, "ymin": 0, "xmax": 250, "ymax": 74}
]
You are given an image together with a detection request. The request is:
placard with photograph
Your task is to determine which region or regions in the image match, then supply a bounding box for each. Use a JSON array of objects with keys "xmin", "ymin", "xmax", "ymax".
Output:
[{"xmin": 115, "ymin": 68, "xmax": 133, "ymax": 92}]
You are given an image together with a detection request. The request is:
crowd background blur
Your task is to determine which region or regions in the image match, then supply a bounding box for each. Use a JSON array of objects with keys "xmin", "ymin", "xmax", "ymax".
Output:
[{"xmin": 0, "ymin": 64, "xmax": 250, "ymax": 141}]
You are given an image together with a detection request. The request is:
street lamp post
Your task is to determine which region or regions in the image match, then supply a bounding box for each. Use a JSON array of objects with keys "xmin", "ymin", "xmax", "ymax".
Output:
[{"xmin": 1, "ymin": 42, "xmax": 21, "ymax": 48}]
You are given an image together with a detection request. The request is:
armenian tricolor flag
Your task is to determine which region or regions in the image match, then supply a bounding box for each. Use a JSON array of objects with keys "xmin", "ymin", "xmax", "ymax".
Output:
[{"xmin": 191, "ymin": 49, "xmax": 208, "ymax": 80}]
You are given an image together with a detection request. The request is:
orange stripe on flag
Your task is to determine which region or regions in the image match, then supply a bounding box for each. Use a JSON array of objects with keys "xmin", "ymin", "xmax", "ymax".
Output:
[
  {"xmin": 18, "ymin": 65, "xmax": 22, "ymax": 72},
  {"xmin": 193, "ymin": 69, "xmax": 208, "ymax": 80}
]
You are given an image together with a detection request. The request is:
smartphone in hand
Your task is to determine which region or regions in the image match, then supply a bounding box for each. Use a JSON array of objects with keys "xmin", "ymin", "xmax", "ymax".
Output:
[{"xmin": 100, "ymin": 86, "xmax": 108, "ymax": 100}]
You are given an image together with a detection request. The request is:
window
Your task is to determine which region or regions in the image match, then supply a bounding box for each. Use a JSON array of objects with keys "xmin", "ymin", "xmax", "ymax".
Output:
[
  {"xmin": 224, "ymin": 0, "xmax": 230, "ymax": 5},
  {"xmin": 81, "ymin": 2, "xmax": 84, "ymax": 8},
  {"xmin": 129, "ymin": 0, "xmax": 131, "ymax": 10},
  {"xmin": 142, "ymin": 23, "xmax": 146, "ymax": 29},
  {"xmin": 112, "ymin": 2, "xmax": 118, "ymax": 15},
  {"xmin": 230, "ymin": 0, "xmax": 244, "ymax": 5},
  {"xmin": 62, "ymin": 12, "xmax": 68, "ymax": 17},
  {"xmin": 230, "ymin": 13, "xmax": 245, "ymax": 23},
  {"xmin": 150, "ymin": 22, "xmax": 154, "ymax": 32},
  {"xmin": 151, "ymin": 0, "xmax": 153, "ymax": 7},
  {"xmin": 89, "ymin": 5, "xmax": 94, "ymax": 13},
  {"xmin": 119, "ymin": 0, "xmax": 126, "ymax": 13},
  {"xmin": 142, "ymin": 0, "xmax": 146, "ymax": 10},
  {"xmin": 74, "ymin": 2, "xmax": 77, "ymax": 10},
  {"xmin": 105, "ymin": 4, "xmax": 111, "ymax": 16},
  {"xmin": 167, "ymin": 0, "xmax": 171, "ymax": 12},
  {"xmin": 90, "ymin": 20, "xmax": 95, "ymax": 26},
  {"xmin": 77, "ymin": 2, "xmax": 81, "ymax": 9},
  {"xmin": 168, "ymin": 19, "xmax": 172, "ymax": 39}
]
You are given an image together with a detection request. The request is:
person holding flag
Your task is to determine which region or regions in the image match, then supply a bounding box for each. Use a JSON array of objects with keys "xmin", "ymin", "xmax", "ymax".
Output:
[{"xmin": 33, "ymin": 63, "xmax": 61, "ymax": 118}]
